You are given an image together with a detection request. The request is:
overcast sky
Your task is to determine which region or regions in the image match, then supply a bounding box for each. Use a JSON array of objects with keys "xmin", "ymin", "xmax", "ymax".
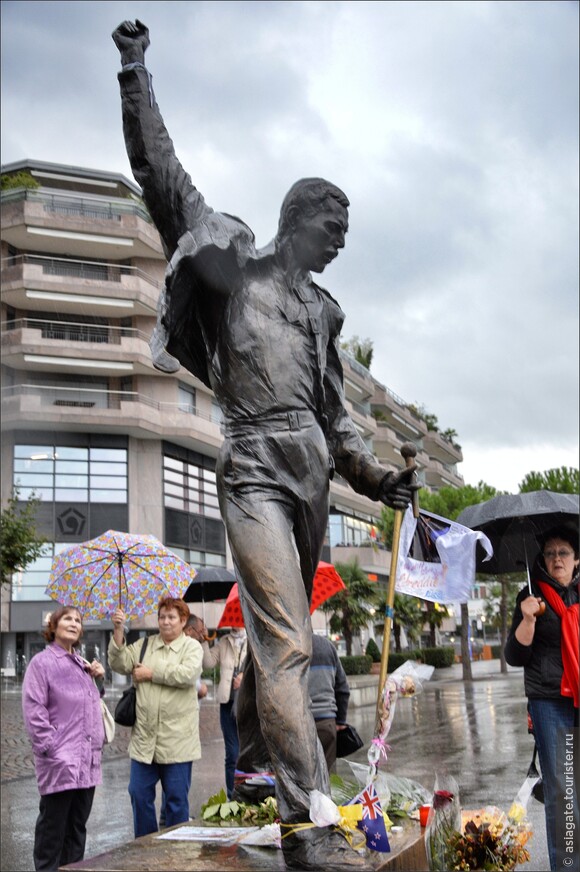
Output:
[{"xmin": 2, "ymin": 0, "xmax": 578, "ymax": 494}]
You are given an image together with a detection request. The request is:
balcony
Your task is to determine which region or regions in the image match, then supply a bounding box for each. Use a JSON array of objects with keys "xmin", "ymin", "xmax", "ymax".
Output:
[
  {"xmin": 1, "ymin": 254, "xmax": 161, "ymax": 316},
  {"xmin": 345, "ymin": 398, "xmax": 376, "ymax": 440},
  {"xmin": 423, "ymin": 430, "xmax": 463, "ymax": 464},
  {"xmin": 371, "ymin": 386, "xmax": 427, "ymax": 441},
  {"xmin": 1, "ymin": 384, "xmax": 225, "ymax": 454},
  {"xmin": 424, "ymin": 459, "xmax": 465, "ymax": 489},
  {"xmin": 1, "ymin": 318, "xmax": 156, "ymax": 375},
  {"xmin": 1, "ymin": 188, "xmax": 164, "ymax": 259}
]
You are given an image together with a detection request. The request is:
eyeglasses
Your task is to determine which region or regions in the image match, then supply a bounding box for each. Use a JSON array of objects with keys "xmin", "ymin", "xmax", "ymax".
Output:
[{"xmin": 543, "ymin": 549, "xmax": 574, "ymax": 560}]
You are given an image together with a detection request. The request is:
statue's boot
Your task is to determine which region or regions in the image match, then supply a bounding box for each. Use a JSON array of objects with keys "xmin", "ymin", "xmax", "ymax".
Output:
[
  {"xmin": 282, "ymin": 826, "xmax": 374, "ymax": 871},
  {"xmin": 232, "ymin": 780, "xmax": 276, "ymax": 803}
]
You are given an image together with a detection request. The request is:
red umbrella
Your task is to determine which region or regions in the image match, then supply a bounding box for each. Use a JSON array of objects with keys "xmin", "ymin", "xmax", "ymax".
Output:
[{"xmin": 217, "ymin": 561, "xmax": 346, "ymax": 628}]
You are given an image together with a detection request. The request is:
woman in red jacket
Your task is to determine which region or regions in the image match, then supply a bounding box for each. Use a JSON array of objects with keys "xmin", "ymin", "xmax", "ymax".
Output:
[{"xmin": 505, "ymin": 525, "xmax": 579, "ymax": 872}]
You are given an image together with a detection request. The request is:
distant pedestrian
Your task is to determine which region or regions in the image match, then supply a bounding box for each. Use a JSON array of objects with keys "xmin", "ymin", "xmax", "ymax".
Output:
[
  {"xmin": 108, "ymin": 597, "xmax": 202, "ymax": 838},
  {"xmin": 22, "ymin": 606, "xmax": 105, "ymax": 872},
  {"xmin": 308, "ymin": 634, "xmax": 350, "ymax": 772},
  {"xmin": 505, "ymin": 525, "xmax": 579, "ymax": 872},
  {"xmin": 200, "ymin": 622, "xmax": 247, "ymax": 799}
]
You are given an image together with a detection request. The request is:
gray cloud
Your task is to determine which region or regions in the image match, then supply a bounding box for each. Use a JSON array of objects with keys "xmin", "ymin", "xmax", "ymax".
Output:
[{"xmin": 1, "ymin": 0, "xmax": 578, "ymax": 491}]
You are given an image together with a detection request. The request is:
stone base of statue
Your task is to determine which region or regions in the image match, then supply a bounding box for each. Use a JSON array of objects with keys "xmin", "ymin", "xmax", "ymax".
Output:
[{"xmin": 59, "ymin": 818, "xmax": 428, "ymax": 872}]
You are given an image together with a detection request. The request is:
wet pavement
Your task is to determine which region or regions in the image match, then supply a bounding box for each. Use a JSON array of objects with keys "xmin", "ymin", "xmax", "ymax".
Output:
[{"xmin": 0, "ymin": 661, "xmax": 549, "ymax": 871}]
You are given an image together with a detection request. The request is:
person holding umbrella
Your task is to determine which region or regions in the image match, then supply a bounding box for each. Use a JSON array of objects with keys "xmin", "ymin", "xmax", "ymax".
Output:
[
  {"xmin": 108, "ymin": 597, "xmax": 203, "ymax": 838},
  {"xmin": 195, "ymin": 617, "xmax": 248, "ymax": 800},
  {"xmin": 505, "ymin": 524, "xmax": 579, "ymax": 872},
  {"xmin": 22, "ymin": 606, "xmax": 105, "ymax": 872}
]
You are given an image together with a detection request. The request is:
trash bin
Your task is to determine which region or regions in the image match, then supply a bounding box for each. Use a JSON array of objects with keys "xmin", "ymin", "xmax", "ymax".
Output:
[{"xmin": 483, "ymin": 644, "xmax": 493, "ymax": 661}]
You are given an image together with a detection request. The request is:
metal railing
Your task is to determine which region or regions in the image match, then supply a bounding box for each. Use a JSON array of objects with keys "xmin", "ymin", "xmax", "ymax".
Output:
[
  {"xmin": 1, "ymin": 384, "xmax": 225, "ymax": 430},
  {"xmin": 2, "ymin": 318, "xmax": 151, "ymax": 345},
  {"xmin": 0, "ymin": 254, "xmax": 161, "ymax": 289},
  {"xmin": 1, "ymin": 187, "xmax": 153, "ymax": 224}
]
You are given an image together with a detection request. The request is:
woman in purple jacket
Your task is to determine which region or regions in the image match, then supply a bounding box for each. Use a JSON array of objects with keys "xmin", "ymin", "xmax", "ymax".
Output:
[{"xmin": 22, "ymin": 606, "xmax": 105, "ymax": 871}]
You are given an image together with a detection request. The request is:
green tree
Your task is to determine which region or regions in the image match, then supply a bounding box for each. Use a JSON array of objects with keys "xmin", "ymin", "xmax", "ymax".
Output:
[
  {"xmin": 319, "ymin": 559, "xmax": 380, "ymax": 655},
  {"xmin": 519, "ymin": 467, "xmax": 579, "ymax": 494},
  {"xmin": 425, "ymin": 601, "xmax": 450, "ymax": 647},
  {"xmin": 389, "ymin": 592, "xmax": 424, "ymax": 652},
  {"xmin": 1, "ymin": 489, "xmax": 47, "ymax": 587},
  {"xmin": 484, "ymin": 579, "xmax": 521, "ymax": 633},
  {"xmin": 340, "ymin": 336, "xmax": 374, "ymax": 370}
]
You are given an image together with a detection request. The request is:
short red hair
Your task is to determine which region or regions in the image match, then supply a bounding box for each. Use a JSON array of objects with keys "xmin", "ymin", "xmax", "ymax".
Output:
[{"xmin": 157, "ymin": 597, "xmax": 190, "ymax": 622}]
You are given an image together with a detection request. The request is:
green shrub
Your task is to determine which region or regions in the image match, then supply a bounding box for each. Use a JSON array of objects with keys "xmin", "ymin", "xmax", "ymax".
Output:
[
  {"xmin": 340, "ymin": 655, "xmax": 372, "ymax": 675},
  {"xmin": 386, "ymin": 651, "xmax": 420, "ymax": 671},
  {"xmin": 365, "ymin": 638, "xmax": 381, "ymax": 662},
  {"xmin": 419, "ymin": 646, "xmax": 455, "ymax": 668},
  {"xmin": 491, "ymin": 645, "xmax": 502, "ymax": 659},
  {"xmin": 1, "ymin": 171, "xmax": 40, "ymax": 191},
  {"xmin": 201, "ymin": 666, "xmax": 220, "ymax": 682}
]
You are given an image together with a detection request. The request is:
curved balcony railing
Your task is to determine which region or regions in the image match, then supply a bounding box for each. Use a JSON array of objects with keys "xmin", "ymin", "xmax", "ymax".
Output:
[
  {"xmin": 1, "ymin": 384, "xmax": 225, "ymax": 431},
  {"xmin": 0, "ymin": 254, "xmax": 161, "ymax": 290},
  {"xmin": 2, "ymin": 318, "xmax": 151, "ymax": 346},
  {"xmin": 1, "ymin": 187, "xmax": 153, "ymax": 224}
]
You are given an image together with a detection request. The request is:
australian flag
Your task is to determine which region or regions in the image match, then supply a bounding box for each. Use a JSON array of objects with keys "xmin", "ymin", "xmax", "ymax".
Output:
[{"xmin": 350, "ymin": 784, "xmax": 390, "ymax": 853}]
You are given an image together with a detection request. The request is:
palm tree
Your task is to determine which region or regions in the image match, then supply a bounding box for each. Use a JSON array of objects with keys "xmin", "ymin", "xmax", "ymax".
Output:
[
  {"xmin": 319, "ymin": 559, "xmax": 380, "ymax": 655},
  {"xmin": 425, "ymin": 601, "xmax": 449, "ymax": 647},
  {"xmin": 375, "ymin": 592, "xmax": 424, "ymax": 652}
]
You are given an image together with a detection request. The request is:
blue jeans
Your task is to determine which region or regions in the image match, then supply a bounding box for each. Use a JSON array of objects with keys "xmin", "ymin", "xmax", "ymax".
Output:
[
  {"xmin": 128, "ymin": 759, "xmax": 192, "ymax": 838},
  {"xmin": 220, "ymin": 700, "xmax": 239, "ymax": 799},
  {"xmin": 528, "ymin": 698, "xmax": 579, "ymax": 872}
]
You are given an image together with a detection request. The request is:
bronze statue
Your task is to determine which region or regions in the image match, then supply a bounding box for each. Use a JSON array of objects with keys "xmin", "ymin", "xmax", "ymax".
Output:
[{"xmin": 112, "ymin": 20, "xmax": 417, "ymax": 870}]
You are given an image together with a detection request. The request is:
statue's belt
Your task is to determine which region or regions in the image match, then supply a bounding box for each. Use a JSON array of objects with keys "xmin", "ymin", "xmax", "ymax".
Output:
[{"xmin": 225, "ymin": 409, "xmax": 320, "ymax": 437}]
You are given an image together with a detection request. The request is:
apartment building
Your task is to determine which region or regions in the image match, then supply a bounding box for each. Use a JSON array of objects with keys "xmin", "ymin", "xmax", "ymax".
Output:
[{"xmin": 1, "ymin": 159, "xmax": 464, "ymax": 671}]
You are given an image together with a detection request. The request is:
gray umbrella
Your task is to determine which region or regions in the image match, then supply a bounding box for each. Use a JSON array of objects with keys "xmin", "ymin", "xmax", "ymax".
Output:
[{"xmin": 456, "ymin": 491, "xmax": 579, "ymax": 575}]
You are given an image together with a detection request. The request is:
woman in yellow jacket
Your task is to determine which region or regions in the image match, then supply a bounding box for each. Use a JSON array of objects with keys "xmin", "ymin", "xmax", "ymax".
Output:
[{"xmin": 108, "ymin": 597, "xmax": 202, "ymax": 837}]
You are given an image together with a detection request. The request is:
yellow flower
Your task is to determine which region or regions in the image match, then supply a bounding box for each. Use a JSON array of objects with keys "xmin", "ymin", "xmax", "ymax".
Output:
[{"xmin": 507, "ymin": 802, "xmax": 525, "ymax": 824}]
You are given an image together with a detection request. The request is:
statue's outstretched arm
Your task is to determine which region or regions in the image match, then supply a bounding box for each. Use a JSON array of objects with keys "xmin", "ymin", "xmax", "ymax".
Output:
[{"xmin": 112, "ymin": 20, "xmax": 212, "ymax": 257}]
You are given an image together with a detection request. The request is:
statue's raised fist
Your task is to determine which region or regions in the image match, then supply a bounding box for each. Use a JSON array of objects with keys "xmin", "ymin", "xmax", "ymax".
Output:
[{"xmin": 112, "ymin": 20, "xmax": 150, "ymax": 61}]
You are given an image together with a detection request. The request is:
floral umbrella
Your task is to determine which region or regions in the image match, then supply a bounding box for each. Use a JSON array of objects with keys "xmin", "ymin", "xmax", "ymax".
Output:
[
  {"xmin": 45, "ymin": 530, "xmax": 196, "ymax": 620},
  {"xmin": 217, "ymin": 561, "xmax": 346, "ymax": 628}
]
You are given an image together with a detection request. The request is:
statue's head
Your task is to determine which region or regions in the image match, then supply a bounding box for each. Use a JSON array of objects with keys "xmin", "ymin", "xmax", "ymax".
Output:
[{"xmin": 276, "ymin": 178, "xmax": 350, "ymax": 274}]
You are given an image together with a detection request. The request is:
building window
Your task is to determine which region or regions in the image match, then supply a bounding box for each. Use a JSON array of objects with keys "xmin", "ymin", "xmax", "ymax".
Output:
[
  {"xmin": 211, "ymin": 399, "xmax": 224, "ymax": 425},
  {"xmin": 177, "ymin": 383, "xmax": 196, "ymax": 414},
  {"xmin": 11, "ymin": 542, "xmax": 69, "ymax": 602},
  {"xmin": 163, "ymin": 454, "xmax": 220, "ymax": 518},
  {"xmin": 13, "ymin": 444, "xmax": 128, "ymax": 503},
  {"xmin": 328, "ymin": 513, "xmax": 378, "ymax": 548},
  {"xmin": 169, "ymin": 546, "xmax": 226, "ymax": 569}
]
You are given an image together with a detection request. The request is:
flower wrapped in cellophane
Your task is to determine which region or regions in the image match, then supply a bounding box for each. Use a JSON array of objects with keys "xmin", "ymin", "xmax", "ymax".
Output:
[
  {"xmin": 448, "ymin": 805, "xmax": 532, "ymax": 871},
  {"xmin": 425, "ymin": 775, "xmax": 462, "ymax": 872},
  {"xmin": 425, "ymin": 774, "xmax": 534, "ymax": 872},
  {"xmin": 369, "ymin": 660, "xmax": 432, "ymax": 774}
]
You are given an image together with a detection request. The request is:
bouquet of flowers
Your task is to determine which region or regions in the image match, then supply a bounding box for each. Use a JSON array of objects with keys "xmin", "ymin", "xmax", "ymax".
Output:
[
  {"xmin": 447, "ymin": 807, "xmax": 532, "ymax": 872},
  {"xmin": 425, "ymin": 775, "xmax": 533, "ymax": 872}
]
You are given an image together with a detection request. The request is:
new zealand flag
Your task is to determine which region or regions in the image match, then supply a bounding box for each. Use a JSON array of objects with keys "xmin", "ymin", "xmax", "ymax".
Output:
[{"xmin": 350, "ymin": 784, "xmax": 390, "ymax": 853}]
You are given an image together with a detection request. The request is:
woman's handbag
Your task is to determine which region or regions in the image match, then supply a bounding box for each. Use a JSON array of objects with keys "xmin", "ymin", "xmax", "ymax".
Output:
[
  {"xmin": 527, "ymin": 743, "xmax": 544, "ymax": 804},
  {"xmin": 336, "ymin": 723, "xmax": 364, "ymax": 758},
  {"xmin": 114, "ymin": 637, "xmax": 148, "ymax": 727},
  {"xmin": 100, "ymin": 699, "xmax": 116, "ymax": 743}
]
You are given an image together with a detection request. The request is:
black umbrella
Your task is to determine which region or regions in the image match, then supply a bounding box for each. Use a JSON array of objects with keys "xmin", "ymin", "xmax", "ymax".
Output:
[
  {"xmin": 183, "ymin": 567, "xmax": 237, "ymax": 603},
  {"xmin": 456, "ymin": 491, "xmax": 579, "ymax": 576}
]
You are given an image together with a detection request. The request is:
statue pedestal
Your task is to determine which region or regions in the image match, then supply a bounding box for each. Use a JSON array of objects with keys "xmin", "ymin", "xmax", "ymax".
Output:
[{"xmin": 60, "ymin": 819, "xmax": 428, "ymax": 871}]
